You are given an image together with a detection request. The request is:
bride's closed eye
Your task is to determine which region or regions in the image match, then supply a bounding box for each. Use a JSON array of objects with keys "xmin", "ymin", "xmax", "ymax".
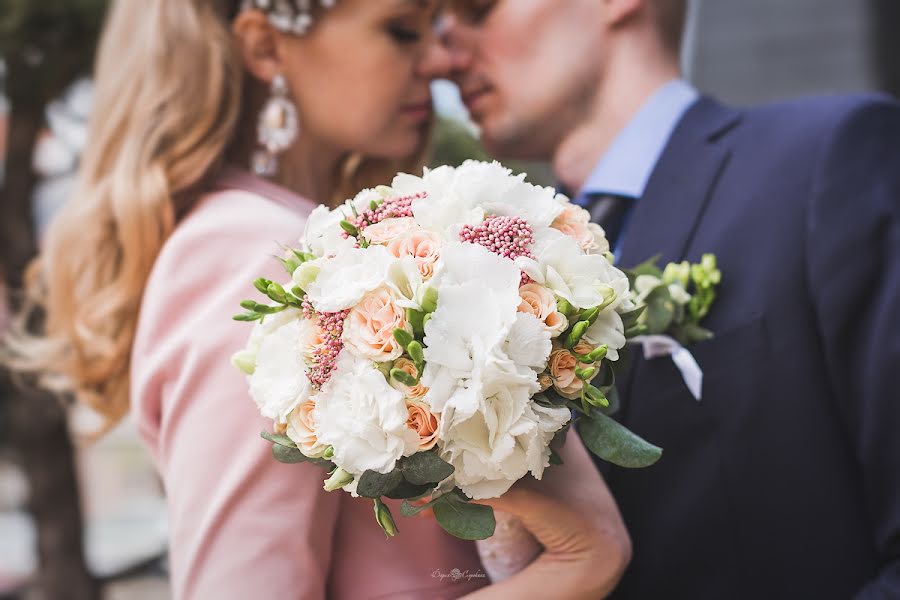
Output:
[{"xmin": 386, "ymin": 21, "xmax": 424, "ymax": 44}]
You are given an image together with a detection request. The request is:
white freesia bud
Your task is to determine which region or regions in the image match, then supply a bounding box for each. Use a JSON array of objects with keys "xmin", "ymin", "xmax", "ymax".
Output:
[
  {"xmin": 323, "ymin": 467, "xmax": 354, "ymax": 492},
  {"xmin": 668, "ymin": 283, "xmax": 692, "ymax": 305},
  {"xmin": 293, "ymin": 258, "xmax": 323, "ymax": 291},
  {"xmin": 231, "ymin": 349, "xmax": 257, "ymax": 375}
]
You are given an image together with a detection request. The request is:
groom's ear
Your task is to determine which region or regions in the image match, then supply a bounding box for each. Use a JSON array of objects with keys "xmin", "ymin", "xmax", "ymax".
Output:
[{"xmin": 232, "ymin": 9, "xmax": 283, "ymax": 85}]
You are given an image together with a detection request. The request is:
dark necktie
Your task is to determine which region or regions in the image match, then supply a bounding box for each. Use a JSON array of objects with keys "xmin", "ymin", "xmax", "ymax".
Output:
[{"xmin": 583, "ymin": 193, "xmax": 633, "ymax": 250}]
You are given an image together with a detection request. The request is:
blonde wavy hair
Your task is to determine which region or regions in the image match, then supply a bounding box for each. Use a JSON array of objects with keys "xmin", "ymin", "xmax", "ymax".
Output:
[{"xmin": 2, "ymin": 0, "xmax": 425, "ymax": 429}]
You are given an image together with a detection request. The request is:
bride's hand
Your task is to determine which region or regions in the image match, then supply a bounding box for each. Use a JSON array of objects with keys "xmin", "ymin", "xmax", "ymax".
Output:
[{"xmin": 465, "ymin": 432, "xmax": 632, "ymax": 599}]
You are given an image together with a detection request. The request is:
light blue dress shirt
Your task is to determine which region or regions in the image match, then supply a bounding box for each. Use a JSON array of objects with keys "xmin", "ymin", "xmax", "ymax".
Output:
[{"xmin": 576, "ymin": 79, "xmax": 700, "ymax": 257}]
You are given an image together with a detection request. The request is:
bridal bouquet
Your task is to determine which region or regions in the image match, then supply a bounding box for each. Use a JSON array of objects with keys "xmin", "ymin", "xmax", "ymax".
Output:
[{"xmin": 232, "ymin": 161, "xmax": 665, "ymax": 540}]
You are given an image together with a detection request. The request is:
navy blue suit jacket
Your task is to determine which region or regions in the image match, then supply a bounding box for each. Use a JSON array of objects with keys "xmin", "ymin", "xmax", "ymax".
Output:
[{"xmin": 601, "ymin": 94, "xmax": 900, "ymax": 599}]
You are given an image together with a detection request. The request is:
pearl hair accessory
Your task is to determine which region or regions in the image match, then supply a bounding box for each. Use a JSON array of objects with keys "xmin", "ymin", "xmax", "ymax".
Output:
[{"xmin": 241, "ymin": 0, "xmax": 337, "ymax": 36}]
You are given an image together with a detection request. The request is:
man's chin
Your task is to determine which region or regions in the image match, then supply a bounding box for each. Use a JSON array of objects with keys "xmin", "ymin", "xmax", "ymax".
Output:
[{"xmin": 478, "ymin": 124, "xmax": 546, "ymax": 162}]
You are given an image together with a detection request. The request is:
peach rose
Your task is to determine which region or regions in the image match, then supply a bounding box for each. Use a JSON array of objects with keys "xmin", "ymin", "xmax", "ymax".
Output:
[
  {"xmin": 406, "ymin": 400, "xmax": 440, "ymax": 451},
  {"xmin": 299, "ymin": 318, "xmax": 327, "ymax": 364},
  {"xmin": 551, "ymin": 204, "xmax": 594, "ymax": 250},
  {"xmin": 390, "ymin": 358, "xmax": 429, "ymax": 399},
  {"xmin": 286, "ymin": 400, "xmax": 327, "ymax": 457},
  {"xmin": 361, "ymin": 217, "xmax": 417, "ymax": 245},
  {"xmin": 548, "ymin": 341, "xmax": 595, "ymax": 399},
  {"xmin": 343, "ymin": 287, "xmax": 408, "ymax": 361},
  {"xmin": 387, "ymin": 229, "xmax": 442, "ymax": 279},
  {"xmin": 517, "ymin": 283, "xmax": 568, "ymax": 335}
]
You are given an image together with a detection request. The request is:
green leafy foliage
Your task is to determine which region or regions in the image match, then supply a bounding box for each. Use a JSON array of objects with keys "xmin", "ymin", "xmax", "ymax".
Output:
[
  {"xmin": 579, "ymin": 411, "xmax": 662, "ymax": 469},
  {"xmin": 431, "ymin": 489, "xmax": 496, "ymax": 540},
  {"xmin": 356, "ymin": 450, "xmax": 455, "ymax": 500}
]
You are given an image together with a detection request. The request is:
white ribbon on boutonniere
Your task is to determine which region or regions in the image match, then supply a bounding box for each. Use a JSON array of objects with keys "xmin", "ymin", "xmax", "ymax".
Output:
[{"xmin": 630, "ymin": 335, "xmax": 703, "ymax": 401}]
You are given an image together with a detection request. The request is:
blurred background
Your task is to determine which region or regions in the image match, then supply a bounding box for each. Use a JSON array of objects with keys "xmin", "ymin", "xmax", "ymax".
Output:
[{"xmin": 1, "ymin": 1, "xmax": 898, "ymax": 598}]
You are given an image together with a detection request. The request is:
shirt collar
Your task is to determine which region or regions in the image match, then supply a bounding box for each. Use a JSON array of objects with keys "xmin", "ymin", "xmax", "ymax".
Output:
[{"xmin": 580, "ymin": 79, "xmax": 699, "ymax": 199}]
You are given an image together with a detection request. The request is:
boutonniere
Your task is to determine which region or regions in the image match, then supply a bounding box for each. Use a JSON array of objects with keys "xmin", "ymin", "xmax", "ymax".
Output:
[{"xmin": 623, "ymin": 254, "xmax": 722, "ymax": 400}]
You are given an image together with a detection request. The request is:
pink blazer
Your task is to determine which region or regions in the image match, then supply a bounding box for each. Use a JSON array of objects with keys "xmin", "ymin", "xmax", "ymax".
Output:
[{"xmin": 131, "ymin": 169, "xmax": 487, "ymax": 599}]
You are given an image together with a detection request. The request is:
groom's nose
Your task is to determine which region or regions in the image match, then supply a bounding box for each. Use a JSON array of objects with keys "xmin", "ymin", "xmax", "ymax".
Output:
[
  {"xmin": 434, "ymin": 13, "xmax": 475, "ymax": 76},
  {"xmin": 418, "ymin": 30, "xmax": 458, "ymax": 79}
]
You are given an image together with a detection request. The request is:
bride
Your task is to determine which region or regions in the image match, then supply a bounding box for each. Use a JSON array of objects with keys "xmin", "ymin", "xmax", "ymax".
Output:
[{"xmin": 4, "ymin": 0, "xmax": 630, "ymax": 597}]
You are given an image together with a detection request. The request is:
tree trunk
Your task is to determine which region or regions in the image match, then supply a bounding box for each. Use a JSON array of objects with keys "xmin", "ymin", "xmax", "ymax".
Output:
[
  {"xmin": 4, "ymin": 384, "xmax": 99, "ymax": 600},
  {"xmin": 0, "ymin": 61, "xmax": 99, "ymax": 600}
]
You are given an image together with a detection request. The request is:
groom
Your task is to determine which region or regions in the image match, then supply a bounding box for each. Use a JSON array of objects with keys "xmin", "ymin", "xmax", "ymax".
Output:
[{"xmin": 444, "ymin": 1, "xmax": 900, "ymax": 598}]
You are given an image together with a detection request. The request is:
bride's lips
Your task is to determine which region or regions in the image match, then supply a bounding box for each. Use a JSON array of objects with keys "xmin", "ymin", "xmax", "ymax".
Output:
[
  {"xmin": 402, "ymin": 100, "xmax": 434, "ymax": 123},
  {"xmin": 462, "ymin": 85, "xmax": 493, "ymax": 117}
]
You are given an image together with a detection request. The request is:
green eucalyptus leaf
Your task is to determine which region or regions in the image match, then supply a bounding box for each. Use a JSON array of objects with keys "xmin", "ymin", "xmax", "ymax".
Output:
[
  {"xmin": 433, "ymin": 493, "xmax": 496, "ymax": 540},
  {"xmin": 356, "ymin": 469, "xmax": 404, "ymax": 499},
  {"xmin": 579, "ymin": 411, "xmax": 662, "ymax": 468},
  {"xmin": 399, "ymin": 451, "xmax": 455, "ymax": 485},
  {"xmin": 644, "ymin": 286, "xmax": 675, "ymax": 334},
  {"xmin": 261, "ymin": 431, "xmax": 297, "ymax": 448},
  {"xmin": 271, "ymin": 444, "xmax": 309, "ymax": 464},
  {"xmin": 385, "ymin": 480, "xmax": 435, "ymax": 500}
]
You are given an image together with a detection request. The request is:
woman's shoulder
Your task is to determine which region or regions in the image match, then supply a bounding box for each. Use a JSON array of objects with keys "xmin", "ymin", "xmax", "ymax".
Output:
[
  {"xmin": 173, "ymin": 184, "xmax": 314, "ymax": 253},
  {"xmin": 136, "ymin": 184, "xmax": 317, "ymax": 360},
  {"xmin": 131, "ymin": 185, "xmax": 318, "ymax": 449}
]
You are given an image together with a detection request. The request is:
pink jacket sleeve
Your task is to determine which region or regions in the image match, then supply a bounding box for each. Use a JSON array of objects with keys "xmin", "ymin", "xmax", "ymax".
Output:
[{"xmin": 131, "ymin": 190, "xmax": 340, "ymax": 599}]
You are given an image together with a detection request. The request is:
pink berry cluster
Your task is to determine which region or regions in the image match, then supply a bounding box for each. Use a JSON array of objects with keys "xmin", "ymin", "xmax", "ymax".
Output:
[
  {"xmin": 345, "ymin": 192, "xmax": 425, "ymax": 236},
  {"xmin": 459, "ymin": 215, "xmax": 536, "ymax": 285},
  {"xmin": 302, "ymin": 298, "xmax": 349, "ymax": 388}
]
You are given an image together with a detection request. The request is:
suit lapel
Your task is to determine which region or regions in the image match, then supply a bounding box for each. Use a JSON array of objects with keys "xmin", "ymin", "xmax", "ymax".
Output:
[{"xmin": 618, "ymin": 97, "xmax": 743, "ymax": 268}]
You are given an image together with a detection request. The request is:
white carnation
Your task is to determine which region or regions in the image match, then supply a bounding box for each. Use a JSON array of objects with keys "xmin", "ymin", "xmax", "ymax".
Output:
[
  {"xmin": 302, "ymin": 205, "xmax": 356, "ymax": 257},
  {"xmin": 314, "ymin": 352, "xmax": 419, "ymax": 475},
  {"xmin": 481, "ymin": 180, "xmax": 564, "ymax": 229},
  {"xmin": 305, "ymin": 245, "xmax": 396, "ymax": 312},
  {"xmin": 243, "ymin": 309, "xmax": 314, "ymax": 422},
  {"xmin": 437, "ymin": 373, "xmax": 570, "ymax": 500}
]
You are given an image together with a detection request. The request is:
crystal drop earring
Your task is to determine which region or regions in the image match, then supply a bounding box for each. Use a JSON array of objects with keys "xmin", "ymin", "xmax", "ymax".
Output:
[{"xmin": 252, "ymin": 74, "xmax": 298, "ymax": 177}]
